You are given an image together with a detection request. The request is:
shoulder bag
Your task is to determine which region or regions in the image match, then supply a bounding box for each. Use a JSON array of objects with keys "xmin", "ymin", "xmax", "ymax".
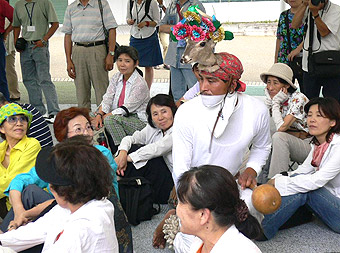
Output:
[
  {"xmin": 98, "ymin": 0, "xmax": 120, "ymax": 60},
  {"xmin": 307, "ymin": 10, "xmax": 340, "ymax": 77}
]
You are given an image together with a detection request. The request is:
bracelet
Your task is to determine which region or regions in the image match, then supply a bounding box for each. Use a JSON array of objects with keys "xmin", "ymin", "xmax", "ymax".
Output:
[
  {"xmin": 146, "ymin": 21, "xmax": 150, "ymax": 27},
  {"xmin": 96, "ymin": 112, "xmax": 104, "ymax": 118},
  {"xmin": 313, "ymin": 13, "xmax": 320, "ymax": 19},
  {"xmin": 159, "ymin": 4, "xmax": 164, "ymax": 8}
]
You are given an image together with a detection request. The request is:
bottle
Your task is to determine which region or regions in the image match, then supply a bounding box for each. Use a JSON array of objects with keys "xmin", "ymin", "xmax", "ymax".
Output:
[{"xmin": 97, "ymin": 133, "xmax": 108, "ymax": 148}]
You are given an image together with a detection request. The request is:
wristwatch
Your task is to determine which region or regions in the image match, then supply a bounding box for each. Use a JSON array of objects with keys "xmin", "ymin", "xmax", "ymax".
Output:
[
  {"xmin": 41, "ymin": 39, "xmax": 47, "ymax": 46},
  {"xmin": 109, "ymin": 51, "xmax": 115, "ymax": 56}
]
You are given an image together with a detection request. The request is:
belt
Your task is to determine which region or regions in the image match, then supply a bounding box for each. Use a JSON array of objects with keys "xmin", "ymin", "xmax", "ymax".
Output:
[
  {"xmin": 28, "ymin": 40, "xmax": 40, "ymax": 45},
  {"xmin": 74, "ymin": 41, "xmax": 105, "ymax": 47}
]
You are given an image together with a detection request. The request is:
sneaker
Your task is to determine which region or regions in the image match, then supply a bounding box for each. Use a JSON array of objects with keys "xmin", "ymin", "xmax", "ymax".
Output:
[
  {"xmin": 163, "ymin": 64, "xmax": 170, "ymax": 70},
  {"xmin": 154, "ymin": 65, "xmax": 161, "ymax": 70},
  {"xmin": 45, "ymin": 115, "xmax": 56, "ymax": 124},
  {"xmin": 10, "ymin": 97, "xmax": 20, "ymax": 102}
]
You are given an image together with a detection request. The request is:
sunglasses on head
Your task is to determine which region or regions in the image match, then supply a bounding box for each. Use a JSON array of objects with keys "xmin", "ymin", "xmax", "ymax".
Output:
[{"xmin": 6, "ymin": 115, "xmax": 28, "ymax": 125}]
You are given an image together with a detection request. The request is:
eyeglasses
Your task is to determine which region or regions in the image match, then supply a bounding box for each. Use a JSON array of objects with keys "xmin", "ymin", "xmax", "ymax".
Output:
[
  {"xmin": 68, "ymin": 124, "xmax": 94, "ymax": 134},
  {"xmin": 6, "ymin": 115, "xmax": 28, "ymax": 125}
]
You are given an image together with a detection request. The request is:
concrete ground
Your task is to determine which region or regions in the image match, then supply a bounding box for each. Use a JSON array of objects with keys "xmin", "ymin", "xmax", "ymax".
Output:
[
  {"xmin": 14, "ymin": 24, "xmax": 277, "ymax": 84},
  {"xmin": 12, "ymin": 24, "xmax": 340, "ymax": 253}
]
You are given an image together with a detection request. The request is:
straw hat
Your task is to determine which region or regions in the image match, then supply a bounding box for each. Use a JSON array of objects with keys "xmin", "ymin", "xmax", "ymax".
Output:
[{"xmin": 260, "ymin": 63, "xmax": 296, "ymax": 89}]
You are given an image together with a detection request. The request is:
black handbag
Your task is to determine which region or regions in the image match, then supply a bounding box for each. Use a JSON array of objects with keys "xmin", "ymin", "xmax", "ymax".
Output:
[
  {"xmin": 307, "ymin": 11, "xmax": 340, "ymax": 77},
  {"xmin": 118, "ymin": 177, "xmax": 160, "ymax": 226},
  {"xmin": 309, "ymin": 50, "xmax": 340, "ymax": 78}
]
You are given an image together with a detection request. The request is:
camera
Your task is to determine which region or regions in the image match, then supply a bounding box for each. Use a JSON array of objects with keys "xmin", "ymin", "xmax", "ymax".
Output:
[
  {"xmin": 311, "ymin": 0, "xmax": 325, "ymax": 6},
  {"xmin": 15, "ymin": 37, "xmax": 27, "ymax": 51}
]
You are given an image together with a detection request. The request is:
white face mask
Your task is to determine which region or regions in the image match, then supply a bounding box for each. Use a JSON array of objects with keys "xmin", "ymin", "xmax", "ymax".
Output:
[
  {"xmin": 201, "ymin": 94, "xmax": 226, "ymax": 108},
  {"xmin": 201, "ymin": 92, "xmax": 238, "ymax": 140}
]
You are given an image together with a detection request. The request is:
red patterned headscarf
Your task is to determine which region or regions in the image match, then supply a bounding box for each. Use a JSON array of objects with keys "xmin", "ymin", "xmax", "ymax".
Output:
[{"xmin": 200, "ymin": 52, "xmax": 246, "ymax": 92}]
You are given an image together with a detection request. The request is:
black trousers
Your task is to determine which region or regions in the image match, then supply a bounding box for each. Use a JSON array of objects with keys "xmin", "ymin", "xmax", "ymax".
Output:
[{"xmin": 122, "ymin": 144, "xmax": 174, "ymax": 204}]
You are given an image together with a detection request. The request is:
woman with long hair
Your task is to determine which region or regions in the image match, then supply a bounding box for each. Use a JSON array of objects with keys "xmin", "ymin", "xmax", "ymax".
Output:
[{"xmin": 262, "ymin": 97, "xmax": 340, "ymax": 239}]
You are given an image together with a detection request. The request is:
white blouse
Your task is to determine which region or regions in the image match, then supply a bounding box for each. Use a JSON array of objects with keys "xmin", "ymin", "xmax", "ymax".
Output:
[
  {"xmin": 101, "ymin": 69, "xmax": 150, "ymax": 122},
  {"xmin": 189, "ymin": 225, "xmax": 261, "ymax": 253},
  {"xmin": 127, "ymin": 0, "xmax": 160, "ymax": 39},
  {"xmin": 274, "ymin": 134, "xmax": 340, "ymax": 198},
  {"xmin": 0, "ymin": 199, "xmax": 118, "ymax": 252},
  {"xmin": 118, "ymin": 124, "xmax": 173, "ymax": 171}
]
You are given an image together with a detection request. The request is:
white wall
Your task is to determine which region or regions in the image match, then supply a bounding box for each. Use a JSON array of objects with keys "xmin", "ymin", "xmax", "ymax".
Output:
[{"xmin": 69, "ymin": 0, "xmax": 340, "ymax": 25}]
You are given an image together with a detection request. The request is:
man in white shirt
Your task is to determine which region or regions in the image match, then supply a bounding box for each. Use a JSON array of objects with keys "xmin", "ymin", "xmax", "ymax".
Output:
[{"xmin": 172, "ymin": 52, "xmax": 271, "ymax": 220}]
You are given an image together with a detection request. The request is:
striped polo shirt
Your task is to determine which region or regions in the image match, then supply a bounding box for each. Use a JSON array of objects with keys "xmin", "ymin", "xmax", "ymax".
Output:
[
  {"xmin": 20, "ymin": 103, "xmax": 53, "ymax": 148},
  {"xmin": 61, "ymin": 0, "xmax": 117, "ymax": 43}
]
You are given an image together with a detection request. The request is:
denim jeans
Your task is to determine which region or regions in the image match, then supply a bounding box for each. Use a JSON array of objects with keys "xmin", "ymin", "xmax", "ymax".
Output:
[
  {"xmin": 303, "ymin": 71, "xmax": 340, "ymax": 102},
  {"xmin": 0, "ymin": 36, "xmax": 10, "ymax": 101},
  {"xmin": 262, "ymin": 187, "xmax": 340, "ymax": 239},
  {"xmin": 170, "ymin": 66, "xmax": 197, "ymax": 101},
  {"xmin": 20, "ymin": 43, "xmax": 59, "ymax": 115}
]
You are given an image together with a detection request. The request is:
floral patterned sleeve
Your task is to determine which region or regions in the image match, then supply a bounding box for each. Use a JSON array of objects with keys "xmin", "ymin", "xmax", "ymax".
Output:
[
  {"xmin": 287, "ymin": 92, "xmax": 309, "ymax": 121},
  {"xmin": 276, "ymin": 12, "xmax": 285, "ymax": 39}
]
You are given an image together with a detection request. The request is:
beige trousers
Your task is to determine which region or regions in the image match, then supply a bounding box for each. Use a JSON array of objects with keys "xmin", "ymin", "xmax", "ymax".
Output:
[
  {"xmin": 5, "ymin": 52, "xmax": 20, "ymax": 99},
  {"xmin": 72, "ymin": 44, "xmax": 109, "ymax": 109}
]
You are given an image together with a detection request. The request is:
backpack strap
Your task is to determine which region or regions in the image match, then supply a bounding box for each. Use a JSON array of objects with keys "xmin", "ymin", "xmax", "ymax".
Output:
[
  {"xmin": 98, "ymin": 0, "xmax": 108, "ymax": 37},
  {"xmin": 129, "ymin": 0, "xmax": 134, "ymax": 19},
  {"xmin": 140, "ymin": 0, "xmax": 154, "ymax": 22}
]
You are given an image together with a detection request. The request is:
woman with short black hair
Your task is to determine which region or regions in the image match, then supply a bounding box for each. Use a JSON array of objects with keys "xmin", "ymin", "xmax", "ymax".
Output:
[
  {"xmin": 115, "ymin": 94, "xmax": 176, "ymax": 204},
  {"xmin": 92, "ymin": 45, "xmax": 150, "ymax": 154}
]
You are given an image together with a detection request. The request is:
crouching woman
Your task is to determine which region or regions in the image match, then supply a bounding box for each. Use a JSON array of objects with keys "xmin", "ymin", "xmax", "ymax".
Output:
[
  {"xmin": 115, "ymin": 94, "xmax": 176, "ymax": 204},
  {"xmin": 0, "ymin": 139, "xmax": 118, "ymax": 252},
  {"xmin": 262, "ymin": 97, "xmax": 340, "ymax": 239}
]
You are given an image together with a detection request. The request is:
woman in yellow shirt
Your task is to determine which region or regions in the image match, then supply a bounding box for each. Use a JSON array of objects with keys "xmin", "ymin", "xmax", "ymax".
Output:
[{"xmin": 0, "ymin": 103, "xmax": 41, "ymax": 217}]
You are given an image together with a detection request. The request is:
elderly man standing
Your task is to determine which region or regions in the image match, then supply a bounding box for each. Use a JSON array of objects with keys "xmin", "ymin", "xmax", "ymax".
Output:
[
  {"xmin": 0, "ymin": 0, "xmax": 13, "ymax": 102},
  {"xmin": 173, "ymin": 53, "xmax": 271, "ymax": 220},
  {"xmin": 12, "ymin": 0, "xmax": 60, "ymax": 123},
  {"xmin": 62, "ymin": 0, "xmax": 117, "ymax": 110}
]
